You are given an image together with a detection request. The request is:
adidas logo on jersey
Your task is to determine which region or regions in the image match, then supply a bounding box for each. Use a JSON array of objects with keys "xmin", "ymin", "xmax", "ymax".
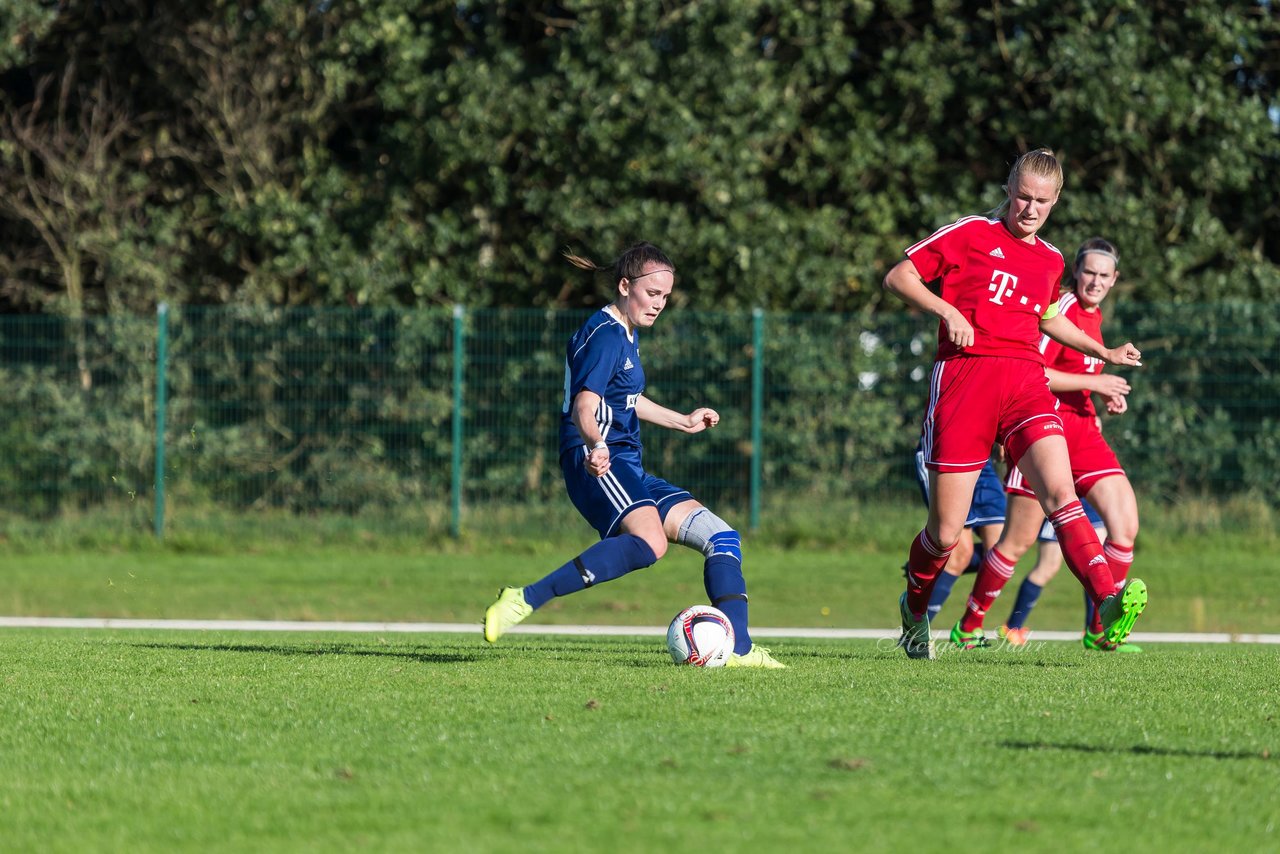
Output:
[
  {"xmin": 989, "ymin": 247, "xmax": 1005, "ymax": 258},
  {"xmin": 623, "ymin": 357, "xmax": 634, "ymax": 370}
]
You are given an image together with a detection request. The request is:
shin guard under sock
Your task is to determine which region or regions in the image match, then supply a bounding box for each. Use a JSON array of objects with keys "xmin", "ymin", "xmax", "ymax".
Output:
[
  {"xmin": 1048, "ymin": 502, "xmax": 1114, "ymax": 606},
  {"xmin": 524, "ymin": 534, "xmax": 658, "ymax": 610},
  {"xmin": 960, "ymin": 547, "xmax": 1016, "ymax": 633},
  {"xmin": 904, "ymin": 528, "xmax": 956, "ymax": 618},
  {"xmin": 704, "ymin": 555, "xmax": 751, "ymax": 655}
]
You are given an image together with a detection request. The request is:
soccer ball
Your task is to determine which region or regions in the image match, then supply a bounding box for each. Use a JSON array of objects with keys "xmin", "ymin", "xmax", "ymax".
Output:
[{"xmin": 666, "ymin": 605, "xmax": 735, "ymax": 667}]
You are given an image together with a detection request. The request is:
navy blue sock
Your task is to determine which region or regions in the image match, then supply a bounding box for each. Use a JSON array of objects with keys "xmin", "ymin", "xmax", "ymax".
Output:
[
  {"xmin": 704, "ymin": 554, "xmax": 751, "ymax": 655},
  {"xmin": 927, "ymin": 572, "xmax": 960, "ymax": 622},
  {"xmin": 523, "ymin": 535, "xmax": 658, "ymax": 610},
  {"xmin": 1005, "ymin": 578, "xmax": 1043, "ymax": 630},
  {"xmin": 1084, "ymin": 590, "xmax": 1096, "ymax": 632},
  {"xmin": 967, "ymin": 544, "xmax": 987, "ymax": 573}
]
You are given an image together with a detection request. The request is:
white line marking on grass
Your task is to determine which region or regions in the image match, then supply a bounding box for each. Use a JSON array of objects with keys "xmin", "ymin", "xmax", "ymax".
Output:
[{"xmin": 0, "ymin": 616, "xmax": 1278, "ymax": 644}]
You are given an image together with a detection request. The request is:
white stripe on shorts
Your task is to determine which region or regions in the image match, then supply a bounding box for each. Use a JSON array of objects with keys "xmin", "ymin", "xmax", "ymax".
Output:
[
  {"xmin": 596, "ymin": 470, "xmax": 632, "ymax": 516},
  {"xmin": 921, "ymin": 361, "xmax": 944, "ymax": 462}
]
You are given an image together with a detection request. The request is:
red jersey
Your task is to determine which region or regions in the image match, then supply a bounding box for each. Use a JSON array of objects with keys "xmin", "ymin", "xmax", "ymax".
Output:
[
  {"xmin": 905, "ymin": 216, "xmax": 1065, "ymax": 362},
  {"xmin": 1041, "ymin": 291, "xmax": 1105, "ymax": 417}
]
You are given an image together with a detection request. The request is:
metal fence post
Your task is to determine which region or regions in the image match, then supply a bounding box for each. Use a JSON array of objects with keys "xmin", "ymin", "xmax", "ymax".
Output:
[
  {"xmin": 153, "ymin": 302, "xmax": 169, "ymax": 539},
  {"xmin": 451, "ymin": 305, "xmax": 465, "ymax": 538},
  {"xmin": 750, "ymin": 307, "xmax": 764, "ymax": 530}
]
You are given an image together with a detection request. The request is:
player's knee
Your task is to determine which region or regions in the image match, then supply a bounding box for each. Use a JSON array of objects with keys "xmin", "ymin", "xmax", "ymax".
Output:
[
  {"xmin": 944, "ymin": 541, "xmax": 973, "ymax": 573},
  {"xmin": 934, "ymin": 525, "xmax": 966, "ymax": 551},
  {"xmin": 677, "ymin": 509, "xmax": 741, "ymax": 562},
  {"xmin": 1114, "ymin": 518, "xmax": 1139, "ymax": 544},
  {"xmin": 1041, "ymin": 490, "xmax": 1080, "ymax": 515},
  {"xmin": 643, "ymin": 534, "xmax": 669, "ymax": 562},
  {"xmin": 1000, "ymin": 538, "xmax": 1034, "ymax": 562},
  {"xmin": 617, "ymin": 532, "xmax": 664, "ymax": 565}
]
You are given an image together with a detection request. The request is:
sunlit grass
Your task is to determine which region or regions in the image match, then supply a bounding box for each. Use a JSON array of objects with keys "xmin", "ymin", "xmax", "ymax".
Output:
[{"xmin": 0, "ymin": 630, "xmax": 1275, "ymax": 852}]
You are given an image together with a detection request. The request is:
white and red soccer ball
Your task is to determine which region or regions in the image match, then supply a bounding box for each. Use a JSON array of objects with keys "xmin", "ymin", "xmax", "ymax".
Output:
[{"xmin": 666, "ymin": 605, "xmax": 735, "ymax": 667}]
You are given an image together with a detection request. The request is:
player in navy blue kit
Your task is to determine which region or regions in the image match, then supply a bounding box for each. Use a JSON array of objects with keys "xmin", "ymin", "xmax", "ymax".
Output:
[{"xmin": 483, "ymin": 242, "xmax": 784, "ymax": 668}]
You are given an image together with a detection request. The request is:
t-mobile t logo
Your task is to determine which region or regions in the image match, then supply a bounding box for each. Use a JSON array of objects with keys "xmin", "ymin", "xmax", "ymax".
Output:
[{"xmin": 988, "ymin": 270, "xmax": 1019, "ymax": 304}]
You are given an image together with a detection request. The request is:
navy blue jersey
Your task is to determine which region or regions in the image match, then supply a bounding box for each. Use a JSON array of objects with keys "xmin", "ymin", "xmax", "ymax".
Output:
[{"xmin": 559, "ymin": 308, "xmax": 646, "ymax": 456}]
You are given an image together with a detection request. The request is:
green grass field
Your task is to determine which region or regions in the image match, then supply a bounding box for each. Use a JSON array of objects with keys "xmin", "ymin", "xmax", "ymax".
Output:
[
  {"xmin": 3, "ymin": 534, "xmax": 1277, "ymax": 634},
  {"xmin": 2, "ymin": 501, "xmax": 1278, "ymax": 850},
  {"xmin": 4, "ymin": 496, "xmax": 1276, "ymax": 633},
  {"xmin": 0, "ymin": 630, "xmax": 1276, "ymax": 852}
]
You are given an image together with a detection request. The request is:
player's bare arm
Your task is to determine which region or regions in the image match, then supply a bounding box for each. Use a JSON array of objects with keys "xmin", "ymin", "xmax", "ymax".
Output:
[
  {"xmin": 883, "ymin": 259, "xmax": 974, "ymax": 349},
  {"xmin": 634, "ymin": 395, "xmax": 719, "ymax": 433},
  {"xmin": 1040, "ymin": 312, "xmax": 1141, "ymax": 367},
  {"xmin": 1045, "ymin": 367, "xmax": 1131, "ymax": 398},
  {"xmin": 572, "ymin": 389, "xmax": 611, "ymax": 476}
]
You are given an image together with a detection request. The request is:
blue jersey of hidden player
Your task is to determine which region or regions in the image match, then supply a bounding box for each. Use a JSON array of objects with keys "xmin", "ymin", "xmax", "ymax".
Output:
[{"xmin": 558, "ymin": 308, "xmax": 646, "ymax": 457}]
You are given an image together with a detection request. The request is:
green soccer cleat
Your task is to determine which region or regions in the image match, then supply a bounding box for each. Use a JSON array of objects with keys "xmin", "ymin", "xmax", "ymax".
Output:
[
  {"xmin": 483, "ymin": 586, "xmax": 533, "ymax": 643},
  {"xmin": 949, "ymin": 620, "xmax": 992, "ymax": 650},
  {"xmin": 1082, "ymin": 630, "xmax": 1111, "ymax": 651},
  {"xmin": 726, "ymin": 644, "xmax": 787, "ymax": 669},
  {"xmin": 1098, "ymin": 578, "xmax": 1148, "ymax": 646},
  {"xmin": 1082, "ymin": 631, "xmax": 1144, "ymax": 653},
  {"xmin": 898, "ymin": 592, "xmax": 935, "ymax": 660}
]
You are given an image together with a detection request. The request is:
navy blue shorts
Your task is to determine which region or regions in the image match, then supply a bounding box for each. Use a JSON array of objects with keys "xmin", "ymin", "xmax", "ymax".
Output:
[
  {"xmin": 561, "ymin": 445, "xmax": 692, "ymax": 539},
  {"xmin": 914, "ymin": 450, "xmax": 1007, "ymax": 529},
  {"xmin": 968, "ymin": 460, "xmax": 1007, "ymax": 528}
]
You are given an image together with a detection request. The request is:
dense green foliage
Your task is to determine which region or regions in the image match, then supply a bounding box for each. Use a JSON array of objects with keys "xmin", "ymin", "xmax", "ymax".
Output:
[
  {"xmin": 2, "ymin": 1, "xmax": 1277, "ymax": 314},
  {"xmin": 0, "ymin": 628, "xmax": 1277, "ymax": 851},
  {"xmin": 2, "ymin": 3, "xmax": 1277, "ymax": 527},
  {"xmin": 2, "ymin": 304, "xmax": 1277, "ymax": 525}
]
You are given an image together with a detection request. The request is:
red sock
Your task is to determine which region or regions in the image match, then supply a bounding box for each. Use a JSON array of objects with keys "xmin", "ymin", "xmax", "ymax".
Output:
[
  {"xmin": 960, "ymin": 547, "xmax": 1016, "ymax": 633},
  {"xmin": 1089, "ymin": 541, "xmax": 1135, "ymax": 633},
  {"xmin": 1103, "ymin": 540, "xmax": 1134, "ymax": 588},
  {"xmin": 904, "ymin": 528, "xmax": 955, "ymax": 618},
  {"xmin": 1049, "ymin": 501, "xmax": 1114, "ymax": 606}
]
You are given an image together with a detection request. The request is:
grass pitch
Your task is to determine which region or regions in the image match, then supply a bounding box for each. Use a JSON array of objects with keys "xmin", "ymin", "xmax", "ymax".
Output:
[
  {"xmin": 2, "ymin": 501, "xmax": 1277, "ymax": 850},
  {"xmin": 4, "ymin": 497, "xmax": 1277, "ymax": 635},
  {"xmin": 1, "ymin": 629, "xmax": 1276, "ymax": 852},
  {"xmin": 3, "ymin": 534, "xmax": 1276, "ymax": 635}
]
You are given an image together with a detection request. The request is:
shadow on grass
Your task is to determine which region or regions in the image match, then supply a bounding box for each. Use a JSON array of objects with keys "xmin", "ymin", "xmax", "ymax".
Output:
[
  {"xmin": 862, "ymin": 639, "xmax": 1087, "ymax": 665},
  {"xmin": 129, "ymin": 641, "xmax": 480, "ymax": 664},
  {"xmin": 129, "ymin": 637, "xmax": 672, "ymax": 666},
  {"xmin": 496, "ymin": 639, "xmax": 673, "ymax": 668},
  {"xmin": 1000, "ymin": 739, "xmax": 1275, "ymax": 762}
]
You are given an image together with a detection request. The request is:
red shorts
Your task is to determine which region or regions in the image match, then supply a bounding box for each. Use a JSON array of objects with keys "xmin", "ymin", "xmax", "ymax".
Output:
[
  {"xmin": 920, "ymin": 356, "xmax": 1063, "ymax": 473},
  {"xmin": 1005, "ymin": 408, "xmax": 1124, "ymax": 498}
]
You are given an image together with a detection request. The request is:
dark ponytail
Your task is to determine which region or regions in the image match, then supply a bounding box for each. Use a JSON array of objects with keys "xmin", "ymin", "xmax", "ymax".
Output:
[{"xmin": 564, "ymin": 242, "xmax": 675, "ymax": 282}]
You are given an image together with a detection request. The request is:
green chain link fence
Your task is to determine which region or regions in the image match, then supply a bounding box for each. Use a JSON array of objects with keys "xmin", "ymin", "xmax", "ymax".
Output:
[{"xmin": 1, "ymin": 303, "xmax": 1276, "ymax": 539}]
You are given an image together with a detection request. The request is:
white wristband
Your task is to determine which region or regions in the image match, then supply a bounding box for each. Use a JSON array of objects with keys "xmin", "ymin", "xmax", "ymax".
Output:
[{"xmin": 591, "ymin": 441, "xmax": 607, "ymax": 452}]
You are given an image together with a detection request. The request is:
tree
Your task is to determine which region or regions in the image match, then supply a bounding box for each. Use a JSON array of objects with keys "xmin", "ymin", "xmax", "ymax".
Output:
[
  {"xmin": 1, "ymin": 0, "xmax": 1277, "ymax": 312},
  {"xmin": 0, "ymin": 63, "xmax": 145, "ymax": 386}
]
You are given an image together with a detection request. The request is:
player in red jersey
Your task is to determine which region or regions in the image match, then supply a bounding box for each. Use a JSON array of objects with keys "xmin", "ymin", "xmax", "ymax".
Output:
[
  {"xmin": 969, "ymin": 238, "xmax": 1144, "ymax": 651},
  {"xmin": 883, "ymin": 148, "xmax": 1148, "ymax": 659}
]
